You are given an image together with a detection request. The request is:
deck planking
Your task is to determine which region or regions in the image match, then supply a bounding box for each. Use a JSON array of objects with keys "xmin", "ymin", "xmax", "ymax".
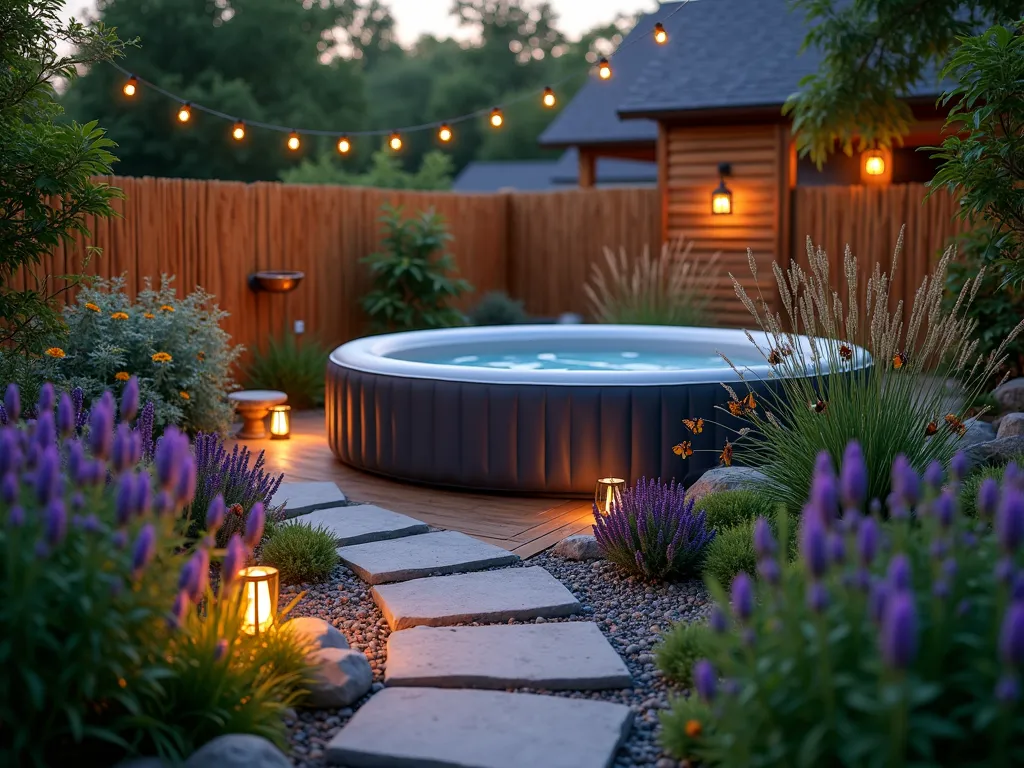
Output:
[{"xmin": 229, "ymin": 411, "xmax": 593, "ymax": 559}]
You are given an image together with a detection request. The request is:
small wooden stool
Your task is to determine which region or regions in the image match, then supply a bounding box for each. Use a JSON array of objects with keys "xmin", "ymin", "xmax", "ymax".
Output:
[{"xmin": 229, "ymin": 390, "xmax": 288, "ymax": 439}]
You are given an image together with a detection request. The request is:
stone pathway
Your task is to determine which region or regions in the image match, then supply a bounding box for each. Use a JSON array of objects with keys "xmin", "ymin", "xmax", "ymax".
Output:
[{"xmin": 283, "ymin": 484, "xmax": 634, "ymax": 768}]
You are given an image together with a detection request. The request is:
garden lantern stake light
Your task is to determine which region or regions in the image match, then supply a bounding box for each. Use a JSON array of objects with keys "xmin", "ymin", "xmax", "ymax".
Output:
[
  {"xmin": 712, "ymin": 162, "xmax": 733, "ymax": 215},
  {"xmin": 595, "ymin": 477, "xmax": 626, "ymax": 516},
  {"xmin": 240, "ymin": 566, "xmax": 279, "ymax": 636},
  {"xmin": 268, "ymin": 404, "xmax": 291, "ymax": 440}
]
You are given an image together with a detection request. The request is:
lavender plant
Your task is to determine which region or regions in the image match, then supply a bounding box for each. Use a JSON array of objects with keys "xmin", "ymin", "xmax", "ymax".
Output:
[
  {"xmin": 593, "ymin": 477, "xmax": 715, "ymax": 581},
  {"xmin": 662, "ymin": 442, "xmax": 1024, "ymax": 766}
]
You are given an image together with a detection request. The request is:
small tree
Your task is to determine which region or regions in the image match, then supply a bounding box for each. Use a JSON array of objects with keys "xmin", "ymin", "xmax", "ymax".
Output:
[{"xmin": 0, "ymin": 1, "xmax": 131, "ymax": 357}]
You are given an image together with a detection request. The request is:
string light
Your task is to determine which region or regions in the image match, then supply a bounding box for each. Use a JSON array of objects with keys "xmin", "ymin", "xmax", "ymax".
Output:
[
  {"xmin": 438, "ymin": 123, "xmax": 453, "ymax": 143},
  {"xmin": 597, "ymin": 58, "xmax": 612, "ymax": 80},
  {"xmin": 542, "ymin": 86, "xmax": 556, "ymax": 108},
  {"xmin": 388, "ymin": 132, "xmax": 402, "ymax": 151},
  {"xmin": 177, "ymin": 102, "xmax": 191, "ymax": 123},
  {"xmin": 232, "ymin": 121, "xmax": 245, "ymax": 141},
  {"xmin": 286, "ymin": 131, "xmax": 301, "ymax": 151},
  {"xmin": 653, "ymin": 22, "xmax": 668, "ymax": 44},
  {"xmin": 489, "ymin": 107, "xmax": 503, "ymax": 128},
  {"xmin": 337, "ymin": 136, "xmax": 351, "ymax": 154},
  {"xmin": 122, "ymin": 75, "xmax": 137, "ymax": 97}
]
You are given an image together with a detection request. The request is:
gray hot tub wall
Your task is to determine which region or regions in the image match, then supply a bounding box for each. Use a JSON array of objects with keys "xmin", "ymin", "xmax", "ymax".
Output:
[{"xmin": 326, "ymin": 362, "xmax": 793, "ymax": 496}]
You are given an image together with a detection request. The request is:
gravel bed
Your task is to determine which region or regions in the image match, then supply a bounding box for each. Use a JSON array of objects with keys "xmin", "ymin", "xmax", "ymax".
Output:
[{"xmin": 280, "ymin": 553, "xmax": 710, "ymax": 768}]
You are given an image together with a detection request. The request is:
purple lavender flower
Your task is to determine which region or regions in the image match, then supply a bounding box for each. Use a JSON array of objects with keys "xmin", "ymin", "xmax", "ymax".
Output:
[
  {"xmin": 131, "ymin": 524, "xmax": 156, "ymax": 578},
  {"xmin": 929, "ymin": 539, "xmax": 949, "ymax": 561},
  {"xmin": 116, "ymin": 473, "xmax": 135, "ymax": 526},
  {"xmin": 206, "ymin": 495, "xmax": 226, "ymax": 533},
  {"xmin": 932, "ymin": 579, "xmax": 951, "ymax": 599},
  {"xmin": 997, "ymin": 557, "xmax": 1015, "ymax": 585},
  {"xmin": 995, "ymin": 675, "xmax": 1019, "ymax": 703},
  {"xmin": 121, "ymin": 376, "xmax": 140, "ymax": 423},
  {"xmin": 810, "ymin": 465, "xmax": 838, "ymax": 522},
  {"xmin": 88, "ymin": 399, "xmax": 114, "ymax": 459},
  {"xmin": 978, "ymin": 478, "xmax": 1000, "ymax": 520},
  {"xmin": 1000, "ymin": 602, "xmax": 1024, "ymax": 666},
  {"xmin": 4, "ymin": 384, "xmax": 20, "ymax": 423},
  {"xmin": 0, "ymin": 473, "xmax": 17, "ymax": 506},
  {"xmin": 111, "ymin": 424, "xmax": 136, "ymax": 473},
  {"xmin": 134, "ymin": 471, "xmax": 152, "ymax": 516},
  {"xmin": 840, "ymin": 441, "xmax": 867, "ymax": 510},
  {"xmin": 0, "ymin": 429, "xmax": 19, "ymax": 476},
  {"xmin": 34, "ymin": 412, "xmax": 55, "ymax": 450},
  {"xmin": 891, "ymin": 455, "xmax": 920, "ymax": 509},
  {"xmin": 213, "ymin": 638, "xmax": 230, "ymax": 662},
  {"xmin": 34, "ymin": 446, "xmax": 59, "ymax": 504},
  {"xmin": 44, "ymin": 499, "xmax": 66, "ymax": 546},
  {"xmin": 56, "ymin": 393, "xmax": 74, "ymax": 438},
  {"xmin": 731, "ymin": 572, "xmax": 754, "ymax": 622},
  {"xmin": 37, "ymin": 383, "xmax": 54, "ymax": 415},
  {"xmin": 82, "ymin": 514, "xmax": 101, "ymax": 533},
  {"xmin": 828, "ymin": 532, "xmax": 845, "ymax": 565},
  {"xmin": 184, "ymin": 547, "xmax": 210, "ymax": 601},
  {"xmin": 709, "ymin": 605, "xmax": 728, "ymax": 633},
  {"xmin": 8, "ymin": 505, "xmax": 24, "ymax": 527},
  {"xmin": 71, "ymin": 387, "xmax": 85, "ymax": 431},
  {"xmin": 155, "ymin": 428, "xmax": 186, "ymax": 490},
  {"xmin": 1014, "ymin": 573, "xmax": 1024, "ymax": 602},
  {"xmin": 997, "ymin": 489, "xmax": 1024, "ymax": 554},
  {"xmin": 169, "ymin": 590, "xmax": 190, "ymax": 629},
  {"xmin": 112, "ymin": 529, "xmax": 128, "ymax": 550},
  {"xmin": 815, "ymin": 450, "xmax": 834, "ymax": 478},
  {"xmin": 222, "ymin": 534, "xmax": 246, "ymax": 586},
  {"xmin": 155, "ymin": 490, "xmax": 174, "ymax": 517},
  {"xmin": 800, "ymin": 514, "xmax": 829, "ymax": 579},
  {"xmin": 757, "ymin": 558, "xmax": 781, "ymax": 585},
  {"xmin": 175, "ymin": 456, "xmax": 196, "ymax": 506},
  {"xmin": 950, "ymin": 452, "xmax": 968, "ymax": 483},
  {"xmin": 136, "ymin": 401, "xmax": 156, "ymax": 462},
  {"xmin": 0, "ymin": 403, "xmax": 7, "ymax": 426},
  {"xmin": 880, "ymin": 591, "xmax": 917, "ymax": 670},
  {"xmin": 887, "ymin": 554, "xmax": 912, "ymax": 592},
  {"xmin": 753, "ymin": 517, "xmax": 775, "ymax": 559},
  {"xmin": 693, "ymin": 659, "xmax": 717, "ymax": 702},
  {"xmin": 807, "ymin": 582, "xmax": 828, "ymax": 613},
  {"xmin": 857, "ymin": 516, "xmax": 879, "ymax": 566},
  {"xmin": 923, "ymin": 461, "xmax": 944, "ymax": 491},
  {"xmin": 869, "ymin": 580, "xmax": 888, "ymax": 625},
  {"xmin": 934, "ymin": 490, "xmax": 955, "ymax": 530}
]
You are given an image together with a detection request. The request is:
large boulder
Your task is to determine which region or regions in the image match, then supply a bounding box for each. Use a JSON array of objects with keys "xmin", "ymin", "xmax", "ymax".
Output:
[
  {"xmin": 960, "ymin": 417, "xmax": 997, "ymax": 449},
  {"xmin": 553, "ymin": 534, "xmax": 602, "ymax": 561},
  {"xmin": 685, "ymin": 467, "xmax": 769, "ymax": 507},
  {"xmin": 285, "ymin": 616, "xmax": 349, "ymax": 651},
  {"xmin": 963, "ymin": 436, "xmax": 1024, "ymax": 474},
  {"xmin": 306, "ymin": 647, "xmax": 373, "ymax": 709},
  {"xmin": 183, "ymin": 735, "xmax": 290, "ymax": 768},
  {"xmin": 995, "ymin": 378, "xmax": 1024, "ymax": 414},
  {"xmin": 998, "ymin": 413, "xmax": 1024, "ymax": 440}
]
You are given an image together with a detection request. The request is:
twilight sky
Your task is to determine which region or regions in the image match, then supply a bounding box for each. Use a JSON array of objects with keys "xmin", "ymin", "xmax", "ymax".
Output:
[{"xmin": 61, "ymin": 1, "xmax": 661, "ymax": 45}]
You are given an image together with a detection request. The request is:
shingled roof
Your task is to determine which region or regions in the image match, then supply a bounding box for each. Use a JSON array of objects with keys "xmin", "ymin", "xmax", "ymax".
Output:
[{"xmin": 452, "ymin": 149, "xmax": 656, "ymax": 192}]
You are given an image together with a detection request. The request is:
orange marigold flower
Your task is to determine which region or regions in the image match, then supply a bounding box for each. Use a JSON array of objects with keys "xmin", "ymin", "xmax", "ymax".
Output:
[
  {"xmin": 160, "ymin": 304, "xmax": 175, "ymax": 312},
  {"xmin": 111, "ymin": 312, "xmax": 129, "ymax": 321},
  {"xmin": 143, "ymin": 312, "xmax": 155, "ymax": 319},
  {"xmin": 179, "ymin": 391, "xmax": 190, "ymax": 400},
  {"xmin": 84, "ymin": 302, "xmax": 101, "ymax": 313},
  {"xmin": 44, "ymin": 347, "xmax": 65, "ymax": 359},
  {"xmin": 115, "ymin": 371, "xmax": 130, "ymax": 382},
  {"xmin": 151, "ymin": 352, "xmax": 173, "ymax": 363},
  {"xmin": 685, "ymin": 719, "xmax": 702, "ymax": 738}
]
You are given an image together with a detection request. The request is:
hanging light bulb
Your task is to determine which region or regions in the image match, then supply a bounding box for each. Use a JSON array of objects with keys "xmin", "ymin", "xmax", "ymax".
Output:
[
  {"xmin": 177, "ymin": 103, "xmax": 192, "ymax": 123},
  {"xmin": 337, "ymin": 136, "xmax": 352, "ymax": 154},
  {"xmin": 286, "ymin": 131, "xmax": 301, "ymax": 151},
  {"xmin": 597, "ymin": 58, "xmax": 612, "ymax": 80},
  {"xmin": 438, "ymin": 123, "xmax": 453, "ymax": 143},
  {"xmin": 489, "ymin": 107, "xmax": 503, "ymax": 128},
  {"xmin": 542, "ymin": 87, "xmax": 556, "ymax": 108},
  {"xmin": 232, "ymin": 121, "xmax": 245, "ymax": 141},
  {"xmin": 122, "ymin": 75, "xmax": 138, "ymax": 97},
  {"xmin": 653, "ymin": 22, "xmax": 668, "ymax": 45},
  {"xmin": 388, "ymin": 132, "xmax": 402, "ymax": 151}
]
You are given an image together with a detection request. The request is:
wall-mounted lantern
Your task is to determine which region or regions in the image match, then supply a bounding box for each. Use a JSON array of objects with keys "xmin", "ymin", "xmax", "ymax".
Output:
[
  {"xmin": 860, "ymin": 148, "xmax": 892, "ymax": 184},
  {"xmin": 711, "ymin": 162, "xmax": 733, "ymax": 215},
  {"xmin": 594, "ymin": 477, "xmax": 626, "ymax": 516},
  {"xmin": 863, "ymin": 150, "xmax": 885, "ymax": 177}
]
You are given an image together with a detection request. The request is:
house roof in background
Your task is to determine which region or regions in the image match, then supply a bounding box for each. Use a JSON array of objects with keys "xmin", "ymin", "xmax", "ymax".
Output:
[
  {"xmin": 451, "ymin": 149, "xmax": 657, "ymax": 192},
  {"xmin": 550, "ymin": 148, "xmax": 657, "ymax": 185}
]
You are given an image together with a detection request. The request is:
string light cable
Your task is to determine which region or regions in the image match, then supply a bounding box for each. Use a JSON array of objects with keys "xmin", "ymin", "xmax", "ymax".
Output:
[{"xmin": 110, "ymin": 0, "xmax": 691, "ymax": 146}]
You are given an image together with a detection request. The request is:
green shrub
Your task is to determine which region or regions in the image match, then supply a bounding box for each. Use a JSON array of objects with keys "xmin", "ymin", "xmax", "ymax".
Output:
[
  {"xmin": 701, "ymin": 521, "xmax": 758, "ymax": 588},
  {"xmin": 960, "ymin": 457, "xmax": 1024, "ymax": 517},
  {"xmin": 54, "ymin": 275, "xmax": 241, "ymax": 435},
  {"xmin": 361, "ymin": 204, "xmax": 472, "ymax": 332},
  {"xmin": 655, "ymin": 621, "xmax": 715, "ymax": 687},
  {"xmin": 584, "ymin": 240, "xmax": 719, "ymax": 326},
  {"xmin": 695, "ymin": 490, "xmax": 779, "ymax": 533},
  {"xmin": 467, "ymin": 291, "xmax": 528, "ymax": 326},
  {"xmin": 245, "ymin": 333, "xmax": 328, "ymax": 410},
  {"xmin": 662, "ymin": 442, "xmax": 1024, "ymax": 766},
  {"xmin": 261, "ymin": 522, "xmax": 339, "ymax": 584}
]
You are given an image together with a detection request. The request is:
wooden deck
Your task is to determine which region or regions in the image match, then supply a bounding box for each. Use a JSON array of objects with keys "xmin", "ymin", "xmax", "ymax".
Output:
[{"xmin": 230, "ymin": 410, "xmax": 593, "ymax": 559}]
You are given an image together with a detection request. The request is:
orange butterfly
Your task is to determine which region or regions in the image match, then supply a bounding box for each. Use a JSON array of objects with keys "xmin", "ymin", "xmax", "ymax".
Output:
[
  {"xmin": 673, "ymin": 441, "xmax": 694, "ymax": 459},
  {"xmin": 809, "ymin": 399, "xmax": 827, "ymax": 414},
  {"xmin": 893, "ymin": 351, "xmax": 908, "ymax": 370},
  {"xmin": 767, "ymin": 349, "xmax": 782, "ymax": 366},
  {"xmin": 727, "ymin": 392, "xmax": 756, "ymax": 416},
  {"xmin": 839, "ymin": 344, "xmax": 853, "ymax": 361},
  {"xmin": 925, "ymin": 421, "xmax": 938, "ymax": 436},
  {"xmin": 682, "ymin": 417, "xmax": 704, "ymax": 434},
  {"xmin": 945, "ymin": 413, "xmax": 967, "ymax": 437},
  {"xmin": 719, "ymin": 440, "xmax": 733, "ymax": 467}
]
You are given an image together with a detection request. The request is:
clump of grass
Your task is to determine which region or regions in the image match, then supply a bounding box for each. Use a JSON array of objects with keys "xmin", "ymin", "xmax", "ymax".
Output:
[
  {"xmin": 655, "ymin": 621, "xmax": 715, "ymax": 686},
  {"xmin": 260, "ymin": 522, "xmax": 339, "ymax": 584},
  {"xmin": 702, "ymin": 520, "xmax": 758, "ymax": 588},
  {"xmin": 245, "ymin": 334, "xmax": 329, "ymax": 410},
  {"xmin": 694, "ymin": 490, "xmax": 779, "ymax": 532},
  {"xmin": 720, "ymin": 229, "xmax": 1023, "ymax": 512},
  {"xmin": 584, "ymin": 239, "xmax": 720, "ymax": 326}
]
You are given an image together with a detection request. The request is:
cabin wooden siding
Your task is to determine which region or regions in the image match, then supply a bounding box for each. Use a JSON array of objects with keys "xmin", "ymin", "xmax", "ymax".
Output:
[{"xmin": 660, "ymin": 123, "xmax": 792, "ymax": 327}]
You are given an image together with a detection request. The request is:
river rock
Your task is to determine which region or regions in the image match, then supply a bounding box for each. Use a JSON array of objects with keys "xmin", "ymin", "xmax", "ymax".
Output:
[
  {"xmin": 998, "ymin": 413, "xmax": 1024, "ymax": 440},
  {"xmin": 686, "ymin": 467, "xmax": 769, "ymax": 505},
  {"xmin": 553, "ymin": 534, "xmax": 602, "ymax": 561},
  {"xmin": 183, "ymin": 735, "xmax": 290, "ymax": 768},
  {"xmin": 995, "ymin": 378, "xmax": 1024, "ymax": 413},
  {"xmin": 964, "ymin": 436, "xmax": 1024, "ymax": 473},
  {"xmin": 284, "ymin": 616, "xmax": 349, "ymax": 651},
  {"xmin": 306, "ymin": 647, "xmax": 373, "ymax": 708}
]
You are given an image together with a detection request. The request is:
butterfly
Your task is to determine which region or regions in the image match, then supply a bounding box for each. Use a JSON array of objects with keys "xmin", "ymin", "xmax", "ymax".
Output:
[
  {"xmin": 682, "ymin": 417, "xmax": 705, "ymax": 434},
  {"xmin": 672, "ymin": 441, "xmax": 693, "ymax": 459},
  {"xmin": 809, "ymin": 399, "xmax": 827, "ymax": 413},
  {"xmin": 839, "ymin": 344, "xmax": 853, "ymax": 361},
  {"xmin": 727, "ymin": 392, "xmax": 757, "ymax": 416},
  {"xmin": 719, "ymin": 440, "xmax": 733, "ymax": 467},
  {"xmin": 945, "ymin": 413, "xmax": 967, "ymax": 437},
  {"xmin": 767, "ymin": 349, "xmax": 783, "ymax": 366},
  {"xmin": 893, "ymin": 351, "xmax": 908, "ymax": 370},
  {"xmin": 925, "ymin": 421, "xmax": 938, "ymax": 436}
]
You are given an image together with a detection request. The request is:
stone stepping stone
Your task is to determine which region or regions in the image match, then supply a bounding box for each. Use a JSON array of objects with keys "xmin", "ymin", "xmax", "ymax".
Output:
[
  {"xmin": 324, "ymin": 687, "xmax": 632, "ymax": 768},
  {"xmin": 291, "ymin": 504, "xmax": 428, "ymax": 547},
  {"xmin": 270, "ymin": 481, "xmax": 347, "ymax": 517},
  {"xmin": 372, "ymin": 566, "xmax": 580, "ymax": 630},
  {"xmin": 385, "ymin": 621, "xmax": 632, "ymax": 691},
  {"xmin": 337, "ymin": 530, "xmax": 519, "ymax": 585}
]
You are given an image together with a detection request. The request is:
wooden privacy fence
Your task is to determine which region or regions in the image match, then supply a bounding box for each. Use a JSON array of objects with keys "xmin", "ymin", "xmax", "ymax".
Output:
[{"xmin": 22, "ymin": 177, "xmax": 967, "ymax": 359}]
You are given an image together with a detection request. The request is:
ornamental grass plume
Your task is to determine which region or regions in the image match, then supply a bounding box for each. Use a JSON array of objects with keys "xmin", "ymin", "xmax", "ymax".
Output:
[
  {"xmin": 592, "ymin": 477, "xmax": 715, "ymax": 580},
  {"xmin": 709, "ymin": 230, "xmax": 1024, "ymax": 512},
  {"xmin": 659, "ymin": 441, "xmax": 1024, "ymax": 766}
]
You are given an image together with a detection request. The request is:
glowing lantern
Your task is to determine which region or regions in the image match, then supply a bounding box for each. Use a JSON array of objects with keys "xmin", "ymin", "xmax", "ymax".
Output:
[
  {"xmin": 863, "ymin": 149, "xmax": 886, "ymax": 177},
  {"xmin": 653, "ymin": 23, "xmax": 668, "ymax": 44},
  {"xmin": 489, "ymin": 108, "xmax": 503, "ymax": 128},
  {"xmin": 268, "ymin": 404, "xmax": 291, "ymax": 440},
  {"xmin": 240, "ymin": 566, "xmax": 279, "ymax": 636},
  {"xmin": 388, "ymin": 132, "xmax": 402, "ymax": 151},
  {"xmin": 287, "ymin": 132, "xmax": 301, "ymax": 151},
  {"xmin": 595, "ymin": 477, "xmax": 626, "ymax": 516},
  {"xmin": 711, "ymin": 162, "xmax": 733, "ymax": 215}
]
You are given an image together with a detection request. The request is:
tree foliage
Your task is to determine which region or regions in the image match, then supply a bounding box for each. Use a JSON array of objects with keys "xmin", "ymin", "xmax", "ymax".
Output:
[{"xmin": 0, "ymin": 0, "xmax": 130, "ymax": 358}]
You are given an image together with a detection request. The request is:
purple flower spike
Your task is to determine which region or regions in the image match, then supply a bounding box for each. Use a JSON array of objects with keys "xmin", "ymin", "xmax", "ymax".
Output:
[
  {"xmin": 34, "ymin": 446, "xmax": 59, "ymax": 504},
  {"xmin": 891, "ymin": 455, "xmax": 920, "ymax": 509},
  {"xmin": 1007, "ymin": 463, "xmax": 1023, "ymax": 489},
  {"xmin": 44, "ymin": 499, "xmax": 67, "ymax": 546},
  {"xmin": 207, "ymin": 495, "xmax": 226, "ymax": 533},
  {"xmin": 923, "ymin": 461, "xmax": 944, "ymax": 490},
  {"xmin": 169, "ymin": 590, "xmax": 190, "ymax": 630},
  {"xmin": 111, "ymin": 424, "xmax": 136, "ymax": 473},
  {"xmin": 693, "ymin": 659, "xmax": 717, "ymax": 703},
  {"xmin": 810, "ymin": 470, "xmax": 838, "ymax": 523},
  {"xmin": 800, "ymin": 514, "xmax": 829, "ymax": 579},
  {"xmin": 57, "ymin": 393, "xmax": 75, "ymax": 438},
  {"xmin": 116, "ymin": 473, "xmax": 135, "ymax": 526},
  {"xmin": 858, "ymin": 516, "xmax": 879, "ymax": 566},
  {"xmin": 950, "ymin": 452, "xmax": 968, "ymax": 482},
  {"xmin": 112, "ymin": 529, "xmax": 128, "ymax": 550},
  {"xmin": 869, "ymin": 580, "xmax": 888, "ymax": 625},
  {"xmin": 880, "ymin": 591, "xmax": 917, "ymax": 670},
  {"xmin": 887, "ymin": 554, "xmax": 912, "ymax": 592},
  {"xmin": 213, "ymin": 638, "xmax": 230, "ymax": 662},
  {"xmin": 155, "ymin": 428, "xmax": 185, "ymax": 490},
  {"xmin": 244, "ymin": 502, "xmax": 266, "ymax": 549},
  {"xmin": 88, "ymin": 400, "xmax": 114, "ymax": 459},
  {"xmin": 134, "ymin": 471, "xmax": 152, "ymax": 516},
  {"xmin": 0, "ymin": 429, "xmax": 20, "ymax": 476},
  {"xmin": 131, "ymin": 524, "xmax": 156, "ymax": 577},
  {"xmin": 121, "ymin": 376, "xmax": 140, "ymax": 423},
  {"xmin": 731, "ymin": 572, "xmax": 754, "ymax": 622},
  {"xmin": 1014, "ymin": 574, "xmax": 1024, "ymax": 602},
  {"xmin": 807, "ymin": 582, "xmax": 828, "ymax": 613},
  {"xmin": 175, "ymin": 455, "xmax": 196, "ymax": 506},
  {"xmin": 815, "ymin": 451, "xmax": 834, "ymax": 478},
  {"xmin": 155, "ymin": 490, "xmax": 174, "ymax": 517},
  {"xmin": 1, "ymin": 472, "xmax": 18, "ymax": 505},
  {"xmin": 840, "ymin": 441, "xmax": 868, "ymax": 510},
  {"xmin": 934, "ymin": 490, "xmax": 955, "ymax": 530},
  {"xmin": 222, "ymin": 534, "xmax": 246, "ymax": 586},
  {"xmin": 37, "ymin": 383, "xmax": 54, "ymax": 414},
  {"xmin": 995, "ymin": 675, "xmax": 1020, "ymax": 703},
  {"xmin": 34, "ymin": 412, "xmax": 55, "ymax": 450},
  {"xmin": 996, "ymin": 489, "xmax": 1024, "ymax": 554},
  {"xmin": 82, "ymin": 514, "xmax": 101, "ymax": 533},
  {"xmin": 753, "ymin": 517, "xmax": 775, "ymax": 560},
  {"xmin": 757, "ymin": 558, "xmax": 781, "ymax": 585},
  {"xmin": 978, "ymin": 478, "xmax": 1000, "ymax": 520},
  {"xmin": 4, "ymin": 384, "xmax": 20, "ymax": 423},
  {"xmin": 1000, "ymin": 602, "xmax": 1024, "ymax": 666},
  {"xmin": 8, "ymin": 505, "xmax": 24, "ymax": 527},
  {"xmin": 828, "ymin": 532, "xmax": 845, "ymax": 564},
  {"xmin": 709, "ymin": 605, "xmax": 728, "ymax": 634}
]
